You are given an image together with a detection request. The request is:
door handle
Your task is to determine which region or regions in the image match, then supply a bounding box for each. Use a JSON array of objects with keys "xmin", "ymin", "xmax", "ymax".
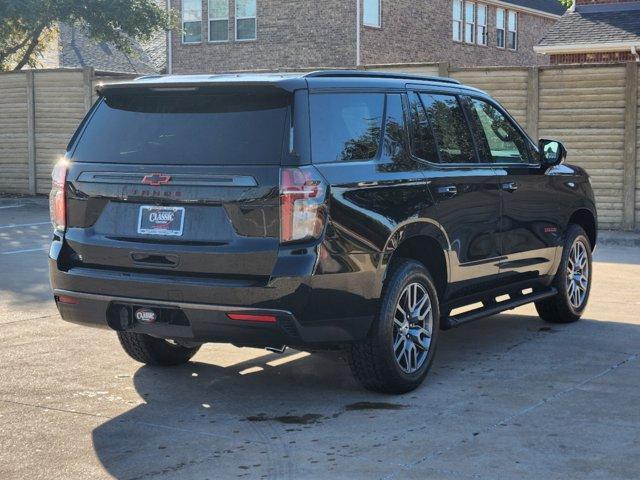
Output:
[
  {"xmin": 357, "ymin": 181, "xmax": 379, "ymax": 187},
  {"xmin": 437, "ymin": 185, "xmax": 458, "ymax": 196},
  {"xmin": 501, "ymin": 182, "xmax": 518, "ymax": 192}
]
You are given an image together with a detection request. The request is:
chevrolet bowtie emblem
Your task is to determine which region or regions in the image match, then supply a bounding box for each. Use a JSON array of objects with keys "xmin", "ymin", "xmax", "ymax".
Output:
[{"xmin": 141, "ymin": 173, "xmax": 172, "ymax": 186}]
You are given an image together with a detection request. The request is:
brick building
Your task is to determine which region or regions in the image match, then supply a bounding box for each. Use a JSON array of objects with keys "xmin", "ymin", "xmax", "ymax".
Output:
[
  {"xmin": 535, "ymin": 0, "xmax": 640, "ymax": 64},
  {"xmin": 168, "ymin": 0, "xmax": 564, "ymax": 74}
]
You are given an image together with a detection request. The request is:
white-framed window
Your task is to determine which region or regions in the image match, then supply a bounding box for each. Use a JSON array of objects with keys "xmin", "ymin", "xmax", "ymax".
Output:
[
  {"xmin": 508, "ymin": 11, "xmax": 518, "ymax": 50},
  {"xmin": 236, "ymin": 0, "xmax": 256, "ymax": 41},
  {"xmin": 464, "ymin": 2, "xmax": 475, "ymax": 44},
  {"xmin": 182, "ymin": 0, "xmax": 202, "ymax": 43},
  {"xmin": 477, "ymin": 4, "xmax": 487, "ymax": 46},
  {"xmin": 209, "ymin": 0, "xmax": 229, "ymax": 42},
  {"xmin": 452, "ymin": 0, "xmax": 463, "ymax": 42},
  {"xmin": 496, "ymin": 7, "xmax": 505, "ymax": 48},
  {"xmin": 364, "ymin": 0, "xmax": 381, "ymax": 27}
]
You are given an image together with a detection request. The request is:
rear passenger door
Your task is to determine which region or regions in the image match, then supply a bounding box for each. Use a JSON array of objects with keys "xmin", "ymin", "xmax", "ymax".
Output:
[
  {"xmin": 407, "ymin": 90, "xmax": 502, "ymax": 295},
  {"xmin": 307, "ymin": 91, "xmax": 436, "ymax": 321},
  {"xmin": 464, "ymin": 95, "xmax": 560, "ymax": 279}
]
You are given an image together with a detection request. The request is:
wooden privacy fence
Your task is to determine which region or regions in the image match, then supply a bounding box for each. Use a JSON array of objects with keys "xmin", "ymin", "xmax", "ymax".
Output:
[
  {"xmin": 0, "ymin": 68, "xmax": 134, "ymax": 196},
  {"xmin": 0, "ymin": 63, "xmax": 639, "ymax": 230}
]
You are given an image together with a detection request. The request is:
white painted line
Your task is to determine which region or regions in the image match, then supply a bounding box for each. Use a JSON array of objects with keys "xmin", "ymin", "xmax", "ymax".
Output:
[
  {"xmin": 0, "ymin": 221, "xmax": 50, "ymax": 230},
  {"xmin": 0, "ymin": 247, "xmax": 48, "ymax": 255},
  {"xmin": 0, "ymin": 204, "xmax": 24, "ymax": 209}
]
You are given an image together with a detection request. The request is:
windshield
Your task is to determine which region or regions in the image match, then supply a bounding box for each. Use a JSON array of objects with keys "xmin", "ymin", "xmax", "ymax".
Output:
[{"xmin": 72, "ymin": 88, "xmax": 290, "ymax": 165}]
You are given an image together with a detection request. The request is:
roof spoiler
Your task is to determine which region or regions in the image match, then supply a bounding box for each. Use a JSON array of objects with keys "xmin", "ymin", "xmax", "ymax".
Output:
[{"xmin": 95, "ymin": 82, "xmax": 298, "ymax": 97}]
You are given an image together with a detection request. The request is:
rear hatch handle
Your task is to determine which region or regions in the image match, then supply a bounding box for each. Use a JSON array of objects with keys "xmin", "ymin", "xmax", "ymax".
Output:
[{"xmin": 131, "ymin": 252, "xmax": 179, "ymax": 268}]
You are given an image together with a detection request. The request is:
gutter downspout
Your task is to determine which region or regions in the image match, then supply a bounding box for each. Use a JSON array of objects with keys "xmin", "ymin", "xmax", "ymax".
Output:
[
  {"xmin": 166, "ymin": 0, "xmax": 173, "ymax": 74},
  {"xmin": 356, "ymin": 0, "xmax": 361, "ymax": 67}
]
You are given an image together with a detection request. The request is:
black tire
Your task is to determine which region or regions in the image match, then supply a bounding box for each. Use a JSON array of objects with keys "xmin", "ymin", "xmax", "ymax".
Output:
[
  {"xmin": 117, "ymin": 331, "xmax": 201, "ymax": 366},
  {"xmin": 349, "ymin": 259, "xmax": 440, "ymax": 394},
  {"xmin": 535, "ymin": 224, "xmax": 592, "ymax": 323}
]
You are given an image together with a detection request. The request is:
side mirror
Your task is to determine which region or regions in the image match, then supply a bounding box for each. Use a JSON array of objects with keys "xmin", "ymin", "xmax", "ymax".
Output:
[{"xmin": 539, "ymin": 139, "xmax": 567, "ymax": 167}]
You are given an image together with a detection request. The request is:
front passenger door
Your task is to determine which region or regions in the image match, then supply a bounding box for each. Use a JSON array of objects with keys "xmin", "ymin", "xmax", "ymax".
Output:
[
  {"xmin": 408, "ymin": 91, "xmax": 502, "ymax": 297},
  {"xmin": 464, "ymin": 96, "xmax": 561, "ymax": 280}
]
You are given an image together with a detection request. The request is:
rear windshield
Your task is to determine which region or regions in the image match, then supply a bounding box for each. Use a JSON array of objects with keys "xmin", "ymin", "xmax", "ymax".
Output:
[{"xmin": 72, "ymin": 89, "xmax": 290, "ymax": 165}]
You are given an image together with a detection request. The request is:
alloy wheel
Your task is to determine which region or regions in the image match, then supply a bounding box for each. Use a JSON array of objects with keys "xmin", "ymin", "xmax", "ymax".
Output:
[
  {"xmin": 566, "ymin": 238, "xmax": 589, "ymax": 310},
  {"xmin": 392, "ymin": 282, "xmax": 433, "ymax": 374}
]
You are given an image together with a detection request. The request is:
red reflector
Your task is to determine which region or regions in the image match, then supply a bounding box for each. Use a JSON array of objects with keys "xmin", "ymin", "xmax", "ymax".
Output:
[
  {"xmin": 227, "ymin": 313, "xmax": 277, "ymax": 323},
  {"xmin": 56, "ymin": 295, "xmax": 79, "ymax": 305}
]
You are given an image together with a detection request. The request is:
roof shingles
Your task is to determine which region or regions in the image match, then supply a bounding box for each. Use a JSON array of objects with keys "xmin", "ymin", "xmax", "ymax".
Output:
[
  {"xmin": 539, "ymin": 9, "xmax": 640, "ymax": 47},
  {"xmin": 501, "ymin": 0, "xmax": 566, "ymax": 16},
  {"xmin": 57, "ymin": 24, "xmax": 165, "ymax": 73}
]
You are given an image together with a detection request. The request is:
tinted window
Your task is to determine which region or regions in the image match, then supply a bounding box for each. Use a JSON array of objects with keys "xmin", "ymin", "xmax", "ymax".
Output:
[
  {"xmin": 407, "ymin": 92, "xmax": 439, "ymax": 162},
  {"xmin": 382, "ymin": 94, "xmax": 406, "ymax": 162},
  {"xmin": 469, "ymin": 98, "xmax": 531, "ymax": 164},
  {"xmin": 72, "ymin": 90, "xmax": 289, "ymax": 165},
  {"xmin": 419, "ymin": 93, "xmax": 476, "ymax": 164},
  {"xmin": 310, "ymin": 93, "xmax": 384, "ymax": 163}
]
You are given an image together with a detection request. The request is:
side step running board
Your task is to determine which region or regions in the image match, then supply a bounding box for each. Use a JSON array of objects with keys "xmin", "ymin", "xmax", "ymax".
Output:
[{"xmin": 441, "ymin": 287, "xmax": 557, "ymax": 330}]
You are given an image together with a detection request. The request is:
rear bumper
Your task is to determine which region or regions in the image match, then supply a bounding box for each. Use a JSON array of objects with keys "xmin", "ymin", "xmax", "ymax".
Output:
[
  {"xmin": 53, "ymin": 288, "xmax": 313, "ymax": 348},
  {"xmin": 51, "ymin": 286, "xmax": 372, "ymax": 347},
  {"xmin": 49, "ymin": 243, "xmax": 376, "ymax": 347}
]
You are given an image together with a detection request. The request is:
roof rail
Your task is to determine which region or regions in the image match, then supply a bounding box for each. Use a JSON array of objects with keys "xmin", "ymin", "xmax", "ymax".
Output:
[
  {"xmin": 304, "ymin": 69, "xmax": 461, "ymax": 85},
  {"xmin": 134, "ymin": 74, "xmax": 164, "ymax": 81}
]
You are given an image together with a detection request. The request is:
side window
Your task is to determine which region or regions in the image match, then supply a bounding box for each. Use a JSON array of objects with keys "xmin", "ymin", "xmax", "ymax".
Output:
[
  {"xmin": 209, "ymin": 0, "xmax": 229, "ymax": 42},
  {"xmin": 381, "ymin": 94, "xmax": 406, "ymax": 163},
  {"xmin": 496, "ymin": 8, "xmax": 505, "ymax": 48},
  {"xmin": 419, "ymin": 93, "xmax": 477, "ymax": 164},
  {"xmin": 477, "ymin": 4, "xmax": 487, "ymax": 45},
  {"xmin": 363, "ymin": 0, "xmax": 381, "ymax": 27},
  {"xmin": 464, "ymin": 2, "xmax": 475, "ymax": 44},
  {"xmin": 407, "ymin": 92, "xmax": 439, "ymax": 163},
  {"xmin": 508, "ymin": 11, "xmax": 518, "ymax": 50},
  {"xmin": 468, "ymin": 98, "xmax": 532, "ymax": 164},
  {"xmin": 236, "ymin": 0, "xmax": 257, "ymax": 41},
  {"xmin": 182, "ymin": 0, "xmax": 202, "ymax": 43},
  {"xmin": 452, "ymin": 0, "xmax": 463, "ymax": 42},
  {"xmin": 309, "ymin": 93, "xmax": 384, "ymax": 163}
]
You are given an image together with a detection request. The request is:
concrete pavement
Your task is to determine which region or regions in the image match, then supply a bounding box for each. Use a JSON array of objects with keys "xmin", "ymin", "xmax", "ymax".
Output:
[{"xmin": 0, "ymin": 197, "xmax": 639, "ymax": 479}]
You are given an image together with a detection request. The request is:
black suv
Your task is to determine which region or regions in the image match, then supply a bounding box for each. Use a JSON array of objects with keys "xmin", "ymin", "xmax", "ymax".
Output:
[{"xmin": 49, "ymin": 71, "xmax": 597, "ymax": 393}]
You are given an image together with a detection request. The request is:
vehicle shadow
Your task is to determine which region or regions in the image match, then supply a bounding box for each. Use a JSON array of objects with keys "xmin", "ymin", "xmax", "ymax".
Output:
[{"xmin": 90, "ymin": 311, "xmax": 640, "ymax": 480}]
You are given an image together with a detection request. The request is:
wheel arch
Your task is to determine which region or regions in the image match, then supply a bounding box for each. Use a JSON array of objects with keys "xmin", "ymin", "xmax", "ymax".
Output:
[
  {"xmin": 379, "ymin": 221, "xmax": 450, "ymax": 300},
  {"xmin": 568, "ymin": 208, "xmax": 597, "ymax": 251}
]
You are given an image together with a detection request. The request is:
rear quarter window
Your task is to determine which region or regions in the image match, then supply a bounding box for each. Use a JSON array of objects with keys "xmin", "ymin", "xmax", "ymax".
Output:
[{"xmin": 309, "ymin": 93, "xmax": 384, "ymax": 164}]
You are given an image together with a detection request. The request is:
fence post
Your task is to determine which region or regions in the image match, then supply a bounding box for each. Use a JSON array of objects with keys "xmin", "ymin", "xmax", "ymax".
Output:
[
  {"xmin": 25, "ymin": 70, "xmax": 36, "ymax": 195},
  {"xmin": 526, "ymin": 66, "xmax": 539, "ymax": 141},
  {"xmin": 83, "ymin": 67, "xmax": 94, "ymax": 112},
  {"xmin": 623, "ymin": 62, "xmax": 638, "ymax": 230},
  {"xmin": 438, "ymin": 62, "xmax": 450, "ymax": 78}
]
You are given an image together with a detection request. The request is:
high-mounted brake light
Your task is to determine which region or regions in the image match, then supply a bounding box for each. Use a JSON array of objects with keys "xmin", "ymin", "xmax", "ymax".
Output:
[
  {"xmin": 280, "ymin": 166, "xmax": 327, "ymax": 244},
  {"xmin": 50, "ymin": 159, "xmax": 69, "ymax": 232}
]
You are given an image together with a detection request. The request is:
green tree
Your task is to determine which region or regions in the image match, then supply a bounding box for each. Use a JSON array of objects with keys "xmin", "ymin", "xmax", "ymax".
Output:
[
  {"xmin": 0, "ymin": 0, "xmax": 171, "ymax": 71},
  {"xmin": 558, "ymin": 0, "xmax": 573, "ymax": 8}
]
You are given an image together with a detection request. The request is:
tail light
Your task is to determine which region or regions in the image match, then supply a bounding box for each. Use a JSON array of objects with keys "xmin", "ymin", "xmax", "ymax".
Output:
[
  {"xmin": 280, "ymin": 166, "xmax": 327, "ymax": 244},
  {"xmin": 50, "ymin": 159, "xmax": 69, "ymax": 232}
]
